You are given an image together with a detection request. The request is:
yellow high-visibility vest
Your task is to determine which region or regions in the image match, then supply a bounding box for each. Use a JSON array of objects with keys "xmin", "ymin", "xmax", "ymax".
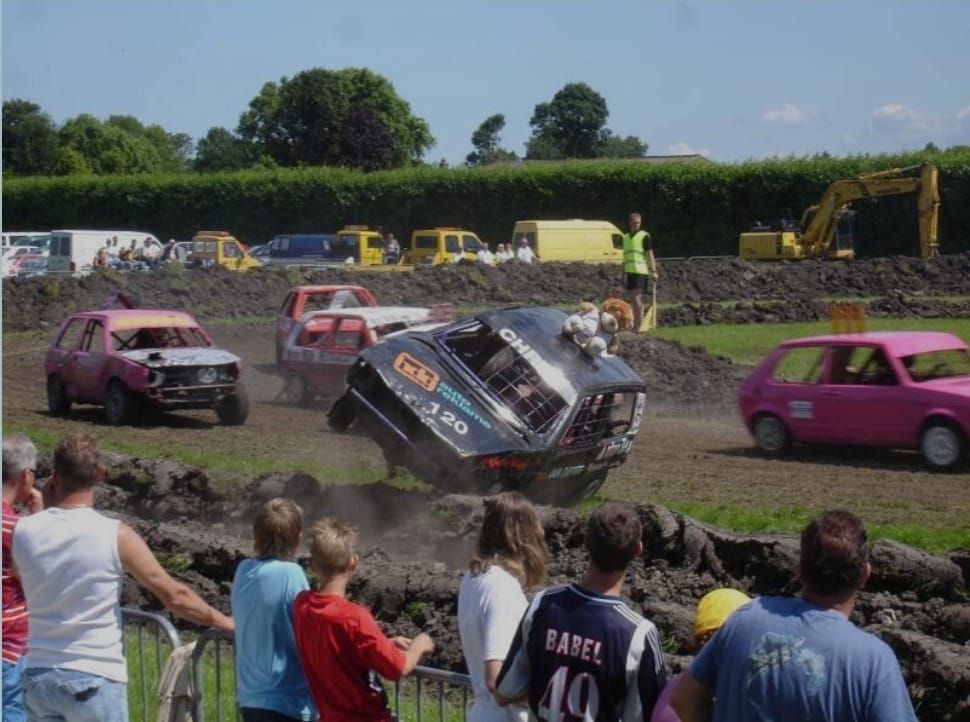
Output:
[{"xmin": 622, "ymin": 230, "xmax": 651, "ymax": 275}]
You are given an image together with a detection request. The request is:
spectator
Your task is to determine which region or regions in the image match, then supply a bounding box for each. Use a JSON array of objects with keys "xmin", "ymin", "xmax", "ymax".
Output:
[
  {"xmin": 129, "ymin": 238, "xmax": 141, "ymax": 261},
  {"xmin": 458, "ymin": 493, "xmax": 548, "ymax": 722},
  {"xmin": 3, "ymin": 434, "xmax": 43, "ymax": 722},
  {"xmin": 93, "ymin": 247, "xmax": 108, "ymax": 269},
  {"xmin": 496, "ymin": 500, "xmax": 667, "ymax": 721},
  {"xmin": 231, "ymin": 498, "xmax": 316, "ymax": 722},
  {"xmin": 384, "ymin": 233, "xmax": 401, "ymax": 264},
  {"xmin": 294, "ymin": 517, "xmax": 434, "ymax": 722},
  {"xmin": 650, "ymin": 588, "xmax": 750, "ymax": 722},
  {"xmin": 621, "ymin": 212, "xmax": 658, "ymax": 332},
  {"xmin": 515, "ymin": 238, "xmax": 537, "ymax": 264},
  {"xmin": 12, "ymin": 434, "xmax": 233, "ymax": 722},
  {"xmin": 671, "ymin": 510, "xmax": 917, "ymax": 721},
  {"xmin": 160, "ymin": 239, "xmax": 177, "ymax": 263},
  {"xmin": 142, "ymin": 238, "xmax": 161, "ymax": 268},
  {"xmin": 477, "ymin": 241, "xmax": 496, "ymax": 266}
]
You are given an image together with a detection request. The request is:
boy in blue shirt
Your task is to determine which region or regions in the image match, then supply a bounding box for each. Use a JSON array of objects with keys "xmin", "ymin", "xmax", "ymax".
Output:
[{"xmin": 231, "ymin": 498, "xmax": 316, "ymax": 722}]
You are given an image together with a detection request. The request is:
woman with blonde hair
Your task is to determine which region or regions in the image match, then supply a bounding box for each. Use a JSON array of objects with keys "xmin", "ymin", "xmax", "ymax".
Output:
[{"xmin": 458, "ymin": 492, "xmax": 547, "ymax": 722}]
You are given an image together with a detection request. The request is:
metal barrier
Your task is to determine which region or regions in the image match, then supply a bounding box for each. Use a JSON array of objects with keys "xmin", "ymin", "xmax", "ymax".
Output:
[
  {"xmin": 190, "ymin": 626, "xmax": 473, "ymax": 722},
  {"xmin": 121, "ymin": 608, "xmax": 183, "ymax": 722}
]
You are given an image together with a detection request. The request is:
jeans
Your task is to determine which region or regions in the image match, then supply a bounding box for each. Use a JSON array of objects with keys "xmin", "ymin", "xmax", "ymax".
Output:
[
  {"xmin": 2, "ymin": 657, "xmax": 26, "ymax": 722},
  {"xmin": 240, "ymin": 708, "xmax": 307, "ymax": 722},
  {"xmin": 23, "ymin": 668, "xmax": 128, "ymax": 722}
]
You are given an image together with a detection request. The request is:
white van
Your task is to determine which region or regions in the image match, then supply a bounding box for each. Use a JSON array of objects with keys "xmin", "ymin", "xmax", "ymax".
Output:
[{"xmin": 48, "ymin": 229, "xmax": 160, "ymax": 275}]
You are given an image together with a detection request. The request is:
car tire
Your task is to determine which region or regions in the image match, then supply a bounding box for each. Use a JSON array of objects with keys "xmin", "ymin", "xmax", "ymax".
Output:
[
  {"xmin": 216, "ymin": 385, "xmax": 250, "ymax": 426},
  {"xmin": 328, "ymin": 394, "xmax": 356, "ymax": 432},
  {"xmin": 554, "ymin": 472, "xmax": 609, "ymax": 508},
  {"xmin": 753, "ymin": 414, "xmax": 791, "ymax": 457},
  {"xmin": 282, "ymin": 374, "xmax": 314, "ymax": 407},
  {"xmin": 47, "ymin": 375, "xmax": 72, "ymax": 415},
  {"xmin": 104, "ymin": 380, "xmax": 140, "ymax": 426},
  {"xmin": 920, "ymin": 421, "xmax": 965, "ymax": 470}
]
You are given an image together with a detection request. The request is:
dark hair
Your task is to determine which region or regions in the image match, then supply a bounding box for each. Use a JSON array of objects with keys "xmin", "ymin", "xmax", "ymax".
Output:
[
  {"xmin": 800, "ymin": 510, "xmax": 870, "ymax": 599},
  {"xmin": 586, "ymin": 501, "xmax": 642, "ymax": 573},
  {"xmin": 53, "ymin": 434, "xmax": 103, "ymax": 494},
  {"xmin": 470, "ymin": 492, "xmax": 548, "ymax": 589},
  {"xmin": 253, "ymin": 498, "xmax": 304, "ymax": 559}
]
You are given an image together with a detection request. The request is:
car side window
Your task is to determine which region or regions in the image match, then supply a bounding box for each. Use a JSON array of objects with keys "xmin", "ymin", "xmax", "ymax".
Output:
[
  {"xmin": 462, "ymin": 235, "xmax": 480, "ymax": 252},
  {"xmin": 612, "ymin": 233, "xmax": 624, "ymax": 250},
  {"xmin": 56, "ymin": 318, "xmax": 86, "ymax": 351},
  {"xmin": 855, "ymin": 348, "xmax": 898, "ymax": 386},
  {"xmin": 828, "ymin": 346, "xmax": 883, "ymax": 385},
  {"xmin": 280, "ymin": 292, "xmax": 295, "ymax": 315},
  {"xmin": 224, "ymin": 242, "xmax": 240, "ymax": 259},
  {"xmin": 333, "ymin": 320, "xmax": 364, "ymax": 349},
  {"xmin": 82, "ymin": 321, "xmax": 106, "ymax": 353},
  {"xmin": 771, "ymin": 346, "xmax": 824, "ymax": 384},
  {"xmin": 445, "ymin": 235, "xmax": 460, "ymax": 253}
]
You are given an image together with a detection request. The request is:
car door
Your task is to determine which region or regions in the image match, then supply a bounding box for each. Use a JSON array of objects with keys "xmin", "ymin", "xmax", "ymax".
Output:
[
  {"xmin": 72, "ymin": 320, "xmax": 110, "ymax": 402},
  {"xmin": 814, "ymin": 344, "xmax": 910, "ymax": 445},
  {"xmin": 46, "ymin": 317, "xmax": 88, "ymax": 396},
  {"xmin": 759, "ymin": 345, "xmax": 828, "ymax": 442}
]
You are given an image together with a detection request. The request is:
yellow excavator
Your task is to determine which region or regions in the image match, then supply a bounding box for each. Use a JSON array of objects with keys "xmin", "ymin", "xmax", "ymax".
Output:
[{"xmin": 739, "ymin": 163, "xmax": 940, "ymax": 261}]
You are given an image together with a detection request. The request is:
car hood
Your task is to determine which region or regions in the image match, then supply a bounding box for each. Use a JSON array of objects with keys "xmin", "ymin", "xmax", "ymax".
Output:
[{"xmin": 120, "ymin": 348, "xmax": 240, "ymax": 368}]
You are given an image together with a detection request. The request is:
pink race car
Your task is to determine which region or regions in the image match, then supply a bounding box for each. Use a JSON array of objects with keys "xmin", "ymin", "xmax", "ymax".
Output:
[{"xmin": 739, "ymin": 331, "xmax": 970, "ymax": 470}]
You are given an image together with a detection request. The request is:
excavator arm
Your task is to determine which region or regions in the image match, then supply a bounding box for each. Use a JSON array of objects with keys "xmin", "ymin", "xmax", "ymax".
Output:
[{"xmin": 801, "ymin": 163, "xmax": 940, "ymax": 259}]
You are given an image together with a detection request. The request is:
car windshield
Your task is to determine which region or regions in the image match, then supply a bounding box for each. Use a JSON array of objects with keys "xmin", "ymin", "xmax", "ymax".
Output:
[
  {"xmin": 901, "ymin": 348, "xmax": 970, "ymax": 382},
  {"xmin": 439, "ymin": 321, "xmax": 567, "ymax": 433},
  {"xmin": 111, "ymin": 326, "xmax": 210, "ymax": 351}
]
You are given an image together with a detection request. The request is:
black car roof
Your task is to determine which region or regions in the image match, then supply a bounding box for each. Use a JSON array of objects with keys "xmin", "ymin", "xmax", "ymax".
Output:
[{"xmin": 465, "ymin": 306, "xmax": 645, "ymax": 395}]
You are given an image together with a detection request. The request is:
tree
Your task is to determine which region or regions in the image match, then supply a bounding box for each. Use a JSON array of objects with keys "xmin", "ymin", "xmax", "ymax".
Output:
[
  {"xmin": 237, "ymin": 67, "xmax": 434, "ymax": 170},
  {"xmin": 527, "ymin": 83, "xmax": 608, "ymax": 159},
  {"xmin": 106, "ymin": 115, "xmax": 192, "ymax": 172},
  {"xmin": 58, "ymin": 114, "xmax": 163, "ymax": 175},
  {"xmin": 2, "ymin": 99, "xmax": 60, "ymax": 176},
  {"xmin": 466, "ymin": 114, "xmax": 517, "ymax": 165},
  {"xmin": 194, "ymin": 127, "xmax": 264, "ymax": 172},
  {"xmin": 598, "ymin": 131, "xmax": 648, "ymax": 158}
]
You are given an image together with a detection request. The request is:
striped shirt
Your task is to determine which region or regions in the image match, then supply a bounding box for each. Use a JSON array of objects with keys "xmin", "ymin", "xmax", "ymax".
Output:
[
  {"xmin": 2, "ymin": 500, "xmax": 28, "ymax": 663},
  {"xmin": 497, "ymin": 583, "xmax": 667, "ymax": 722}
]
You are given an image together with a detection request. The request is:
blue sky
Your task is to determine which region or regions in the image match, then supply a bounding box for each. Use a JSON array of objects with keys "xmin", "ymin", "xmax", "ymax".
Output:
[{"xmin": 3, "ymin": 0, "xmax": 969, "ymax": 165}]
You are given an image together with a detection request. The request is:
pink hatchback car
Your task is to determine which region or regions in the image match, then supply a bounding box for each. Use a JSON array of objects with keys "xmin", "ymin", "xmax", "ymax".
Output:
[{"xmin": 739, "ymin": 331, "xmax": 970, "ymax": 470}]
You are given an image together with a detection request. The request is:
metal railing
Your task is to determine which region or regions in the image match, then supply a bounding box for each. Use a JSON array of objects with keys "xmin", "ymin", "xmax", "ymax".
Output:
[
  {"xmin": 190, "ymin": 627, "xmax": 472, "ymax": 722},
  {"xmin": 122, "ymin": 608, "xmax": 183, "ymax": 722}
]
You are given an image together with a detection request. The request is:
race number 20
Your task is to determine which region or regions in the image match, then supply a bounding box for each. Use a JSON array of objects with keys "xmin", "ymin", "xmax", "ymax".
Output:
[{"xmin": 538, "ymin": 666, "xmax": 600, "ymax": 721}]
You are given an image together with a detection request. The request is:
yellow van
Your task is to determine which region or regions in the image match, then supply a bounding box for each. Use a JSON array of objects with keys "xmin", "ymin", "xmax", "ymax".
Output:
[
  {"xmin": 511, "ymin": 220, "xmax": 624, "ymax": 263},
  {"xmin": 191, "ymin": 231, "xmax": 262, "ymax": 271},
  {"xmin": 409, "ymin": 228, "xmax": 484, "ymax": 265}
]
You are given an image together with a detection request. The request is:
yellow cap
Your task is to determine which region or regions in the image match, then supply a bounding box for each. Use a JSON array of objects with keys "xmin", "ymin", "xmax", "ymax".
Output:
[{"xmin": 694, "ymin": 588, "xmax": 751, "ymax": 637}]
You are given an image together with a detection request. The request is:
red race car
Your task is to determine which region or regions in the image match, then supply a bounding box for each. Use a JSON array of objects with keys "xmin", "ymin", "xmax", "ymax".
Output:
[
  {"xmin": 279, "ymin": 305, "xmax": 453, "ymax": 405},
  {"xmin": 739, "ymin": 331, "xmax": 970, "ymax": 469},
  {"xmin": 275, "ymin": 285, "xmax": 379, "ymax": 362}
]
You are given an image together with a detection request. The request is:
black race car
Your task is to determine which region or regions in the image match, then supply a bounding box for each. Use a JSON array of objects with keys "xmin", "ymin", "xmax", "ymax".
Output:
[{"xmin": 328, "ymin": 306, "xmax": 647, "ymax": 505}]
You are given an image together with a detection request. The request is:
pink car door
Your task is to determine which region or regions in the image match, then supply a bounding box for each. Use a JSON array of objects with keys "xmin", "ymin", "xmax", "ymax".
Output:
[
  {"xmin": 47, "ymin": 317, "xmax": 88, "ymax": 398},
  {"xmin": 72, "ymin": 320, "xmax": 111, "ymax": 402},
  {"xmin": 763, "ymin": 345, "xmax": 829, "ymax": 442},
  {"xmin": 814, "ymin": 345, "xmax": 911, "ymax": 445}
]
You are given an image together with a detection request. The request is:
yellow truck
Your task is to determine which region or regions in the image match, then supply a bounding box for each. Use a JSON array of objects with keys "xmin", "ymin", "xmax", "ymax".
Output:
[
  {"xmin": 511, "ymin": 220, "xmax": 624, "ymax": 263},
  {"xmin": 190, "ymin": 231, "xmax": 262, "ymax": 271},
  {"xmin": 335, "ymin": 226, "xmax": 389, "ymax": 266},
  {"xmin": 408, "ymin": 227, "xmax": 485, "ymax": 265}
]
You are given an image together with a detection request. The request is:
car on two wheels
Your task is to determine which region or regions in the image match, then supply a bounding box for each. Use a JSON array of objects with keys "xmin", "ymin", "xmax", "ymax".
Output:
[
  {"xmin": 45, "ymin": 305, "xmax": 249, "ymax": 426},
  {"xmin": 740, "ymin": 331, "xmax": 970, "ymax": 470}
]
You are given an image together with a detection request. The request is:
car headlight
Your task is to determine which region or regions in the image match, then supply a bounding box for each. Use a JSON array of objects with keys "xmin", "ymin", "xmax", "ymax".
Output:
[{"xmin": 197, "ymin": 367, "xmax": 218, "ymax": 384}]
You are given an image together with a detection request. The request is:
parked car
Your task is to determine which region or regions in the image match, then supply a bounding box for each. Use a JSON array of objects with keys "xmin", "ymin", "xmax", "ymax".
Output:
[
  {"xmin": 3, "ymin": 247, "xmax": 41, "ymax": 276},
  {"xmin": 739, "ymin": 331, "xmax": 970, "ymax": 469},
  {"xmin": 190, "ymin": 231, "xmax": 261, "ymax": 271},
  {"xmin": 249, "ymin": 243, "xmax": 271, "ymax": 259},
  {"xmin": 276, "ymin": 285, "xmax": 379, "ymax": 362},
  {"xmin": 45, "ymin": 297, "xmax": 249, "ymax": 426},
  {"xmin": 279, "ymin": 305, "xmax": 454, "ymax": 405},
  {"xmin": 9, "ymin": 254, "xmax": 48, "ymax": 278},
  {"xmin": 327, "ymin": 306, "xmax": 647, "ymax": 505}
]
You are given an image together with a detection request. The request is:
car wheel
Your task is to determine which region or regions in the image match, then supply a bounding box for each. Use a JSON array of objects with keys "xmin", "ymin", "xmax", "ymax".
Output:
[
  {"xmin": 281, "ymin": 374, "xmax": 314, "ymax": 407},
  {"xmin": 554, "ymin": 472, "xmax": 608, "ymax": 508},
  {"xmin": 920, "ymin": 421, "xmax": 965, "ymax": 470},
  {"xmin": 47, "ymin": 375, "xmax": 72, "ymax": 415},
  {"xmin": 328, "ymin": 394, "xmax": 356, "ymax": 432},
  {"xmin": 104, "ymin": 380, "xmax": 140, "ymax": 426},
  {"xmin": 753, "ymin": 415, "xmax": 791, "ymax": 457},
  {"xmin": 216, "ymin": 385, "xmax": 250, "ymax": 426}
]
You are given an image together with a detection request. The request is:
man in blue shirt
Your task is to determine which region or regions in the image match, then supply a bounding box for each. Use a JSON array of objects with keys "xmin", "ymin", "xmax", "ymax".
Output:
[
  {"xmin": 496, "ymin": 501, "xmax": 666, "ymax": 721},
  {"xmin": 672, "ymin": 510, "xmax": 916, "ymax": 722}
]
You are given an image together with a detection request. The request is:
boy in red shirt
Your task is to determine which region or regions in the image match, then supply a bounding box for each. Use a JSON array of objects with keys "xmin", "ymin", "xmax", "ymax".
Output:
[{"xmin": 294, "ymin": 518, "xmax": 434, "ymax": 722}]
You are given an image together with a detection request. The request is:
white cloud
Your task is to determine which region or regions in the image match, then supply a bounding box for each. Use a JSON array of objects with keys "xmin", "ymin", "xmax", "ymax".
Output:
[
  {"xmin": 958, "ymin": 106, "xmax": 970, "ymax": 121},
  {"xmin": 761, "ymin": 103, "xmax": 813, "ymax": 125},
  {"xmin": 667, "ymin": 141, "xmax": 710, "ymax": 157},
  {"xmin": 872, "ymin": 103, "xmax": 937, "ymax": 133}
]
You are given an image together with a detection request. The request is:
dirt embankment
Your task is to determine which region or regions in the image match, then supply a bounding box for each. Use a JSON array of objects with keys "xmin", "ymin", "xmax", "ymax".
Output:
[
  {"xmin": 4, "ymin": 253, "xmax": 970, "ymax": 332},
  {"xmin": 74, "ymin": 453, "xmax": 968, "ymax": 722}
]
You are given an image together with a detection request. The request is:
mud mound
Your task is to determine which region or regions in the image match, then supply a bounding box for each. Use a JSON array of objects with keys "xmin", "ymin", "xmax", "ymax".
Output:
[
  {"xmin": 80, "ymin": 452, "xmax": 968, "ymax": 720},
  {"xmin": 4, "ymin": 253, "xmax": 970, "ymax": 332}
]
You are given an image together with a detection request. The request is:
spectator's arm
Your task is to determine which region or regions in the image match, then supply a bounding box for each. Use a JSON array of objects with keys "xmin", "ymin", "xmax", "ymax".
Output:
[
  {"xmin": 483, "ymin": 659, "xmax": 504, "ymax": 694},
  {"xmin": 118, "ymin": 524, "xmax": 233, "ymax": 633},
  {"xmin": 670, "ymin": 671, "xmax": 713, "ymax": 722},
  {"xmin": 399, "ymin": 632, "xmax": 435, "ymax": 675}
]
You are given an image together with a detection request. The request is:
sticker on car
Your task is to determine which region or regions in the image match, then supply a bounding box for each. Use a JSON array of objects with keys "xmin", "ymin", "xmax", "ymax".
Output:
[
  {"xmin": 788, "ymin": 400, "xmax": 814, "ymax": 419},
  {"xmin": 393, "ymin": 352, "xmax": 439, "ymax": 392}
]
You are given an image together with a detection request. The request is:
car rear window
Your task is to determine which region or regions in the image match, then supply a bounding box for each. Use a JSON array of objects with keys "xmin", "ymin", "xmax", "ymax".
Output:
[
  {"xmin": 440, "ymin": 321, "xmax": 567, "ymax": 433},
  {"xmin": 560, "ymin": 391, "xmax": 637, "ymax": 448},
  {"xmin": 902, "ymin": 348, "xmax": 970, "ymax": 382}
]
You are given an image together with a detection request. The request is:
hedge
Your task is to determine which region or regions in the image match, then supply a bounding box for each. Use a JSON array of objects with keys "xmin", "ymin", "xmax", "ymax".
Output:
[{"xmin": 4, "ymin": 150, "xmax": 969, "ymax": 258}]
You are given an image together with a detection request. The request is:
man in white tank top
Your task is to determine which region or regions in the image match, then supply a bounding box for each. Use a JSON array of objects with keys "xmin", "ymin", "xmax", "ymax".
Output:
[{"xmin": 12, "ymin": 434, "xmax": 234, "ymax": 722}]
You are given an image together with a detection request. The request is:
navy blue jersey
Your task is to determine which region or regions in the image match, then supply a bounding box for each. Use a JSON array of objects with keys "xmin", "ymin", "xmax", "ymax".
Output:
[{"xmin": 497, "ymin": 583, "xmax": 666, "ymax": 722}]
